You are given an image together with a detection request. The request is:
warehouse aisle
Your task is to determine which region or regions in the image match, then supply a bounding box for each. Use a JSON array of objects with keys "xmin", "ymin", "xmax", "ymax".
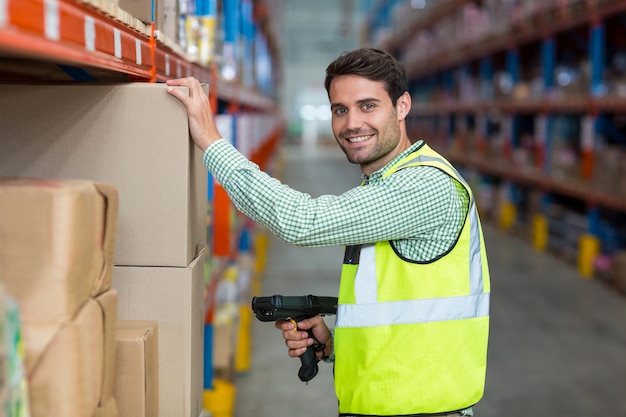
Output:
[{"xmin": 234, "ymin": 142, "xmax": 626, "ymax": 417}]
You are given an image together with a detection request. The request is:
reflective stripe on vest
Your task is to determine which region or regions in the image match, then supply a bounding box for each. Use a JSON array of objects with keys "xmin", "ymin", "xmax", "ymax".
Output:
[{"xmin": 337, "ymin": 292, "xmax": 489, "ymax": 327}]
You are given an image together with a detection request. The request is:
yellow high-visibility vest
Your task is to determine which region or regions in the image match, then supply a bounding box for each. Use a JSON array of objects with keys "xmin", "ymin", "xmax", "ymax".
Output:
[{"xmin": 334, "ymin": 143, "xmax": 490, "ymax": 416}]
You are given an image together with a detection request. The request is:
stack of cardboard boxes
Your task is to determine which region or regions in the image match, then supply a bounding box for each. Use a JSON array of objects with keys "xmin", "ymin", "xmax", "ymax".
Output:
[
  {"xmin": 0, "ymin": 83, "xmax": 208, "ymax": 417},
  {"xmin": 0, "ymin": 178, "xmax": 119, "ymax": 416}
]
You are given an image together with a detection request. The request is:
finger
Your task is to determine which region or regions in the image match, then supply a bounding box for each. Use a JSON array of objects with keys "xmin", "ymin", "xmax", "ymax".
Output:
[
  {"xmin": 275, "ymin": 320, "xmax": 295, "ymax": 331},
  {"xmin": 286, "ymin": 337, "xmax": 312, "ymax": 350},
  {"xmin": 166, "ymin": 77, "xmax": 195, "ymax": 87},
  {"xmin": 166, "ymin": 86, "xmax": 189, "ymax": 103},
  {"xmin": 288, "ymin": 347, "xmax": 309, "ymax": 358},
  {"xmin": 293, "ymin": 316, "xmax": 322, "ymax": 331},
  {"xmin": 188, "ymin": 79, "xmax": 208, "ymax": 97},
  {"xmin": 281, "ymin": 330, "xmax": 298, "ymax": 341},
  {"xmin": 166, "ymin": 77, "xmax": 202, "ymax": 100},
  {"xmin": 180, "ymin": 77, "xmax": 205, "ymax": 99},
  {"xmin": 288, "ymin": 330, "xmax": 313, "ymax": 344}
]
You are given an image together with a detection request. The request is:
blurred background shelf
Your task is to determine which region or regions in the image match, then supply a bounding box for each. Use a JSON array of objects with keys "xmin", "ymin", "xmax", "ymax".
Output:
[{"xmin": 361, "ymin": 0, "xmax": 626, "ymax": 286}]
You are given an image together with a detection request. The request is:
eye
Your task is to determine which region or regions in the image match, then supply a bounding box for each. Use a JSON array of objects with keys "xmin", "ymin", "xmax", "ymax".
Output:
[
  {"xmin": 333, "ymin": 107, "xmax": 347, "ymax": 115},
  {"xmin": 362, "ymin": 103, "xmax": 376, "ymax": 111}
]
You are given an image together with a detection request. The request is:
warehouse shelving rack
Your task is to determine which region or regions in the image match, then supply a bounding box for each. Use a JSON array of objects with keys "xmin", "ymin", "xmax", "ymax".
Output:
[{"xmin": 363, "ymin": 0, "xmax": 626, "ymax": 285}]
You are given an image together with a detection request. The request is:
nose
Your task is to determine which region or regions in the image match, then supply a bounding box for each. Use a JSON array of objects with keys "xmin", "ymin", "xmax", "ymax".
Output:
[{"xmin": 344, "ymin": 109, "xmax": 363, "ymax": 131}]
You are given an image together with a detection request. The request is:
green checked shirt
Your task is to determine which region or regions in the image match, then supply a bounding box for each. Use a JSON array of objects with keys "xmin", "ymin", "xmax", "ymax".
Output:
[{"xmin": 204, "ymin": 139, "xmax": 469, "ymax": 262}]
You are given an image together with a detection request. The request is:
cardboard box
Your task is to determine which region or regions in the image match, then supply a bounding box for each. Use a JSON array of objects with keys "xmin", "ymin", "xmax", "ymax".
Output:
[
  {"xmin": 95, "ymin": 289, "xmax": 119, "ymax": 405},
  {"xmin": 22, "ymin": 290, "xmax": 116, "ymax": 416},
  {"xmin": 0, "ymin": 178, "xmax": 118, "ymax": 325},
  {"xmin": 95, "ymin": 396, "xmax": 120, "ymax": 417},
  {"xmin": 114, "ymin": 320, "xmax": 159, "ymax": 417},
  {"xmin": 112, "ymin": 248, "xmax": 205, "ymax": 417},
  {"xmin": 159, "ymin": 0, "xmax": 179, "ymax": 43},
  {"xmin": 27, "ymin": 298, "xmax": 104, "ymax": 417},
  {"xmin": 0, "ymin": 83, "xmax": 208, "ymax": 267},
  {"xmin": 118, "ymin": 0, "xmax": 152, "ymax": 23}
]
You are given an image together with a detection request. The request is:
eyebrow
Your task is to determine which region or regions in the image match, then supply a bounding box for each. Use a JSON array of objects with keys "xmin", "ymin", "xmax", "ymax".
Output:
[{"xmin": 330, "ymin": 97, "xmax": 381, "ymax": 109}]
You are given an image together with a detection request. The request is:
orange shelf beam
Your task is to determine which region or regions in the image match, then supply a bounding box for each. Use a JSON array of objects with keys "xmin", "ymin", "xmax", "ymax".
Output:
[
  {"xmin": 1, "ymin": 0, "xmax": 153, "ymax": 78},
  {"xmin": 0, "ymin": 0, "xmax": 213, "ymax": 82},
  {"xmin": 0, "ymin": 0, "xmax": 278, "ymax": 109}
]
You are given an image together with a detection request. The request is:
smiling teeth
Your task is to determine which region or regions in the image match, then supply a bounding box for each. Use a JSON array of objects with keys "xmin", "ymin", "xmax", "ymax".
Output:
[{"xmin": 347, "ymin": 135, "xmax": 371, "ymax": 143}]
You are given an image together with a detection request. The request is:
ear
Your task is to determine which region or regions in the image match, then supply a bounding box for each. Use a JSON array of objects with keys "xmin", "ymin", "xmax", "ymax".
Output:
[{"xmin": 396, "ymin": 91, "xmax": 411, "ymax": 120}]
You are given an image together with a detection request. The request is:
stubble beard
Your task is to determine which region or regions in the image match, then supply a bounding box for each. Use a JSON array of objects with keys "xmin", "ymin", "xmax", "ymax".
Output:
[{"xmin": 339, "ymin": 126, "xmax": 400, "ymax": 167}]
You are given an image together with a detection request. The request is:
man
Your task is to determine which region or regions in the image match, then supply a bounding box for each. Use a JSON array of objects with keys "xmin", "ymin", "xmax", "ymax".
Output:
[{"xmin": 167, "ymin": 47, "xmax": 490, "ymax": 417}]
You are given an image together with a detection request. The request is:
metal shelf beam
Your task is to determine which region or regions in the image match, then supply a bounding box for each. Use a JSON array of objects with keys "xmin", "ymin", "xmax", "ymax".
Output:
[{"xmin": 0, "ymin": 0, "xmax": 276, "ymax": 110}]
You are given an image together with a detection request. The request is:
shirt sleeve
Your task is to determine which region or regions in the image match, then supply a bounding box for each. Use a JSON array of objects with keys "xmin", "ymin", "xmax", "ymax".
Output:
[{"xmin": 203, "ymin": 139, "xmax": 467, "ymax": 249}]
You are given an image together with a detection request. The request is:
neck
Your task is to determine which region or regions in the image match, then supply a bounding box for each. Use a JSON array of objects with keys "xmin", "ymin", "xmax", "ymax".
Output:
[{"xmin": 360, "ymin": 135, "xmax": 413, "ymax": 176}]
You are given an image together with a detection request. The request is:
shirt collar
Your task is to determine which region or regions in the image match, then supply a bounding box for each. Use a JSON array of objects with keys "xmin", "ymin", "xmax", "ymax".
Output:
[{"xmin": 361, "ymin": 140, "xmax": 424, "ymax": 183}]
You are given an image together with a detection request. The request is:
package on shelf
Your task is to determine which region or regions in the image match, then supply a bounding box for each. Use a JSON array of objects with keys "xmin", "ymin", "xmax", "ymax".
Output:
[
  {"xmin": 511, "ymin": 133, "xmax": 535, "ymax": 170},
  {"xmin": 112, "ymin": 247, "xmax": 206, "ymax": 417},
  {"xmin": 389, "ymin": 0, "xmax": 446, "ymax": 37},
  {"xmin": 400, "ymin": 31, "xmax": 434, "ymax": 70},
  {"xmin": 592, "ymin": 144, "xmax": 626, "ymax": 193},
  {"xmin": 95, "ymin": 397, "xmax": 119, "ymax": 417},
  {"xmin": 160, "ymin": 0, "xmax": 179, "ymax": 42},
  {"xmin": 545, "ymin": 204, "xmax": 583, "ymax": 262},
  {"xmin": 460, "ymin": 2, "xmax": 491, "ymax": 44},
  {"xmin": 0, "ymin": 178, "xmax": 118, "ymax": 324},
  {"xmin": 549, "ymin": 116, "xmax": 580, "ymax": 181},
  {"xmin": 520, "ymin": 0, "xmax": 554, "ymax": 21},
  {"xmin": 389, "ymin": 1, "xmax": 416, "ymax": 34},
  {"xmin": 456, "ymin": 71, "xmax": 479, "ymax": 104},
  {"xmin": 494, "ymin": 71, "xmax": 514, "ymax": 100},
  {"xmin": 550, "ymin": 141, "xmax": 579, "ymax": 180},
  {"xmin": 432, "ymin": 14, "xmax": 458, "ymax": 53},
  {"xmin": 482, "ymin": 0, "xmax": 513, "ymax": 35},
  {"xmin": 486, "ymin": 125, "xmax": 506, "ymax": 160},
  {"xmin": 77, "ymin": 0, "xmax": 119, "ymax": 17},
  {"xmin": 184, "ymin": 14, "xmax": 218, "ymax": 66},
  {"xmin": 0, "ymin": 178, "xmax": 119, "ymax": 416},
  {"xmin": 0, "ymin": 83, "xmax": 208, "ymax": 267},
  {"xmin": 117, "ymin": 0, "xmax": 152, "ymax": 24},
  {"xmin": 114, "ymin": 320, "xmax": 159, "ymax": 417},
  {"xmin": 511, "ymin": 79, "xmax": 543, "ymax": 101},
  {"xmin": 22, "ymin": 290, "xmax": 118, "ymax": 417},
  {"xmin": 212, "ymin": 304, "xmax": 239, "ymax": 382},
  {"xmin": 94, "ymin": 290, "xmax": 119, "ymax": 409},
  {"xmin": 78, "ymin": 0, "xmax": 152, "ymax": 36},
  {"xmin": 27, "ymin": 298, "xmax": 103, "ymax": 417},
  {"xmin": 118, "ymin": 0, "xmax": 180, "ymax": 41},
  {"xmin": 232, "ymin": 113, "xmax": 281, "ymax": 160}
]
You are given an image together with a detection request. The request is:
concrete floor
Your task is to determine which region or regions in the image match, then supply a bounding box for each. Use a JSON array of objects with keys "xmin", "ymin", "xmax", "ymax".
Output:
[{"xmin": 233, "ymin": 143, "xmax": 626, "ymax": 417}]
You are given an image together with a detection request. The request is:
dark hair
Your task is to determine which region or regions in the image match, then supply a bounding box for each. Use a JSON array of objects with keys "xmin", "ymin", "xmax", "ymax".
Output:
[{"xmin": 324, "ymin": 47, "xmax": 408, "ymax": 106}]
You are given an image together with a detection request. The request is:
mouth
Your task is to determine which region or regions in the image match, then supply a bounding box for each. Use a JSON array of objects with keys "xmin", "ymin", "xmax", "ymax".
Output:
[{"xmin": 345, "ymin": 134, "xmax": 374, "ymax": 144}]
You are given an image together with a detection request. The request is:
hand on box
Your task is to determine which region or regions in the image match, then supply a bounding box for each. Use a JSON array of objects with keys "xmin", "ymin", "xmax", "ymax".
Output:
[{"xmin": 166, "ymin": 77, "xmax": 221, "ymax": 152}]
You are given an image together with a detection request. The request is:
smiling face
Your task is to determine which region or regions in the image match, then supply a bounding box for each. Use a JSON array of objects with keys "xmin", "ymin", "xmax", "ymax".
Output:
[{"xmin": 329, "ymin": 74, "xmax": 412, "ymax": 176}]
